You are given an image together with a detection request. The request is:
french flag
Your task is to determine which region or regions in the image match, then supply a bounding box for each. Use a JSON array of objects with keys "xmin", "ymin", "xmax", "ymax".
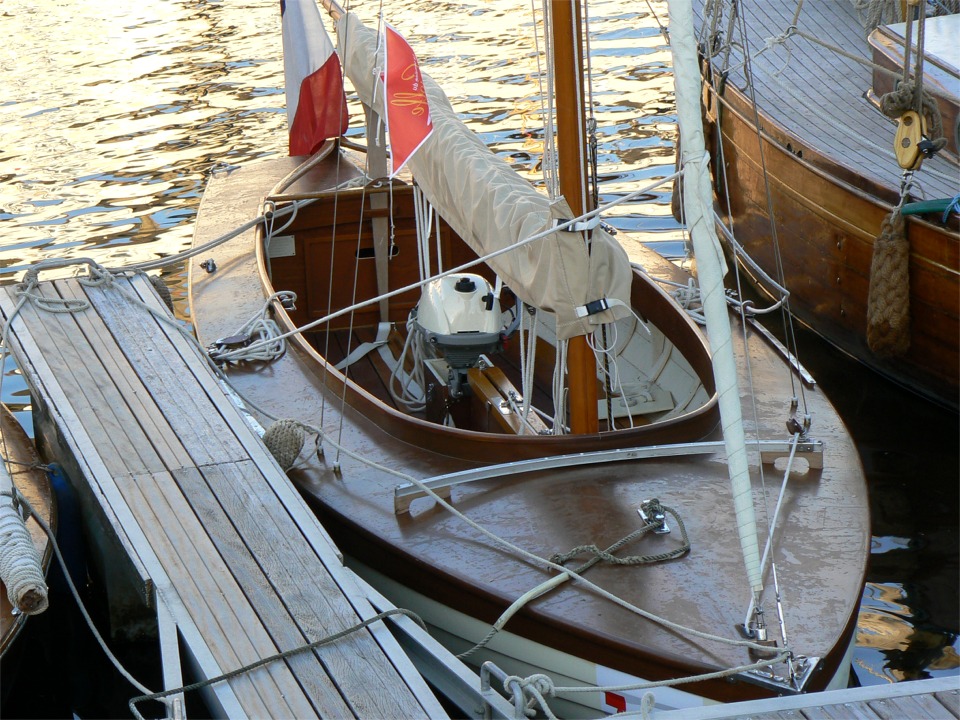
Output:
[{"xmin": 281, "ymin": 0, "xmax": 349, "ymax": 156}]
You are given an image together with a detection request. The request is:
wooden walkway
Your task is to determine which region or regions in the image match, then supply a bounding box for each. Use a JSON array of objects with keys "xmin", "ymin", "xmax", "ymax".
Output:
[
  {"xmin": 658, "ymin": 675, "xmax": 959, "ymax": 720},
  {"xmin": 0, "ymin": 270, "xmax": 455, "ymax": 718}
]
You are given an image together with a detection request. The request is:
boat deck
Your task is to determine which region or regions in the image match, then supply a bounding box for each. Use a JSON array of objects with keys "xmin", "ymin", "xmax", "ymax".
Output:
[
  {"xmin": 0, "ymin": 272, "xmax": 448, "ymax": 718},
  {"xmin": 697, "ymin": 0, "xmax": 958, "ymax": 201},
  {"xmin": 657, "ymin": 675, "xmax": 959, "ymax": 719},
  {"xmin": 189, "ymin": 157, "xmax": 872, "ymax": 709}
]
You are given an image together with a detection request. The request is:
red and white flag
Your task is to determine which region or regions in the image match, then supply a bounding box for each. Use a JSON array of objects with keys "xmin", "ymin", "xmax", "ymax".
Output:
[
  {"xmin": 382, "ymin": 23, "xmax": 433, "ymax": 176},
  {"xmin": 281, "ymin": 0, "xmax": 349, "ymax": 156}
]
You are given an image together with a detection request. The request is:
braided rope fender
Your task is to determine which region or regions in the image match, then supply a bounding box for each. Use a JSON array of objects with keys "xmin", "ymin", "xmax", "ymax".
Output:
[{"xmin": 867, "ymin": 209, "xmax": 911, "ymax": 356}]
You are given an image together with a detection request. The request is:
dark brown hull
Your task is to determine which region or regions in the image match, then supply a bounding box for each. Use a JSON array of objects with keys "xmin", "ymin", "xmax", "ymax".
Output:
[
  {"xmin": 695, "ymin": 0, "xmax": 960, "ymax": 408},
  {"xmin": 190, "ymin": 155, "xmax": 870, "ymax": 709}
]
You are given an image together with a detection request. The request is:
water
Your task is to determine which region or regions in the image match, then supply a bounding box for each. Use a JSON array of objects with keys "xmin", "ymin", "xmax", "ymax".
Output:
[{"xmin": 0, "ymin": 0, "xmax": 956, "ymax": 715}]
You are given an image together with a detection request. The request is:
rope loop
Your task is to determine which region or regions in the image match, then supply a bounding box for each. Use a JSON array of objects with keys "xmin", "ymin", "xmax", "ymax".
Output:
[
  {"xmin": 550, "ymin": 503, "xmax": 690, "ymax": 568},
  {"xmin": 880, "ymin": 78, "xmax": 947, "ymax": 152},
  {"xmin": 503, "ymin": 673, "xmax": 557, "ymax": 719}
]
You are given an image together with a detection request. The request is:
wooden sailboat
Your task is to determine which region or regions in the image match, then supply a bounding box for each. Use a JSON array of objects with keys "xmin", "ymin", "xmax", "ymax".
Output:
[
  {"xmin": 190, "ymin": 0, "xmax": 870, "ymax": 713},
  {"xmin": 0, "ymin": 404, "xmax": 53, "ymax": 659},
  {"xmin": 692, "ymin": 0, "xmax": 959, "ymax": 408}
]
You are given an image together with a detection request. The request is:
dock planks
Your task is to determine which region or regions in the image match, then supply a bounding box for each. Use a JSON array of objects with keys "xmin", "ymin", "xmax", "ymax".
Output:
[
  {"xmin": 0, "ymin": 272, "xmax": 445, "ymax": 718},
  {"xmin": 657, "ymin": 675, "xmax": 959, "ymax": 720}
]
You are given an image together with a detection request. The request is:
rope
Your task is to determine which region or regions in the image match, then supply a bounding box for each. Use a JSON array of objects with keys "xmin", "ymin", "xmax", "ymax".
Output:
[
  {"xmin": 262, "ymin": 419, "xmax": 306, "ymax": 471},
  {"xmin": 128, "ymin": 607, "xmax": 425, "ymax": 720},
  {"xmin": 866, "ymin": 208, "xmax": 911, "ymax": 356},
  {"xmin": 206, "ymin": 292, "xmax": 294, "ymax": 365},
  {"xmin": 851, "ymin": 0, "xmax": 902, "ymax": 34},
  {"xmin": 0, "ymin": 487, "xmax": 48, "ymax": 615},
  {"xmin": 550, "ymin": 502, "xmax": 690, "ymax": 568},
  {"xmin": 879, "ymin": 80, "xmax": 948, "ymax": 155}
]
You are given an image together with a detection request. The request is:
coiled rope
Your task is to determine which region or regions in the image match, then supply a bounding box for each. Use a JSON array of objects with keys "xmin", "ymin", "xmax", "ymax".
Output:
[{"xmin": 0, "ymin": 484, "xmax": 47, "ymax": 616}]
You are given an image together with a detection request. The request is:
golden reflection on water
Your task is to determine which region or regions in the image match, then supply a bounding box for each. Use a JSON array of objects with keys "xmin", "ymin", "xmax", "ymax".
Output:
[{"xmin": 1, "ymin": 0, "xmax": 679, "ymax": 282}]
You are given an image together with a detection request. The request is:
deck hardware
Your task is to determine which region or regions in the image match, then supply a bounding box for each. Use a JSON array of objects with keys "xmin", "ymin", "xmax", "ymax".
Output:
[
  {"xmin": 211, "ymin": 333, "xmax": 252, "ymax": 349},
  {"xmin": 745, "ymin": 654, "xmax": 821, "ymax": 694},
  {"xmin": 638, "ymin": 499, "xmax": 670, "ymax": 534},
  {"xmin": 393, "ymin": 439, "xmax": 821, "ymax": 513}
]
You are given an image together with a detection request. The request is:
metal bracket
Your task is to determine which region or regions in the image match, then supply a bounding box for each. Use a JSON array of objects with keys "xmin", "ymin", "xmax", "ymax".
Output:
[
  {"xmin": 744, "ymin": 655, "xmax": 822, "ymax": 694},
  {"xmin": 393, "ymin": 438, "xmax": 822, "ymax": 514}
]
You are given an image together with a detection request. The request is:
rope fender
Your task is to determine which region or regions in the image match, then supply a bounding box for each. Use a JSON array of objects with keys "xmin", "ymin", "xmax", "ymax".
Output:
[
  {"xmin": 867, "ymin": 208, "xmax": 911, "ymax": 356},
  {"xmin": 263, "ymin": 419, "xmax": 306, "ymax": 471},
  {"xmin": 0, "ymin": 489, "xmax": 48, "ymax": 615}
]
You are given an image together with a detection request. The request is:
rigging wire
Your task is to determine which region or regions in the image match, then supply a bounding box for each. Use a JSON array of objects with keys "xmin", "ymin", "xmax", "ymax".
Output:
[{"xmin": 726, "ymin": 2, "xmax": 808, "ymax": 417}]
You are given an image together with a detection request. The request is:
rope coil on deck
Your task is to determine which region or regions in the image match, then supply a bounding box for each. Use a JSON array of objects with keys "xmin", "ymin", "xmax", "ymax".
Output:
[{"xmin": 550, "ymin": 501, "xmax": 690, "ymax": 567}]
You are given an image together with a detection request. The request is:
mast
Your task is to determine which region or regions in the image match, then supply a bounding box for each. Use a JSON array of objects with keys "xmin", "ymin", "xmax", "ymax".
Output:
[{"xmin": 550, "ymin": 0, "xmax": 599, "ymax": 434}]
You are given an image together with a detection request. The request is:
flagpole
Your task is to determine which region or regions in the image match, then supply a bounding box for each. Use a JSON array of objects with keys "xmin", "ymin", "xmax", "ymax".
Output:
[
  {"xmin": 317, "ymin": 0, "xmax": 344, "ymax": 22},
  {"xmin": 551, "ymin": 0, "xmax": 599, "ymax": 435}
]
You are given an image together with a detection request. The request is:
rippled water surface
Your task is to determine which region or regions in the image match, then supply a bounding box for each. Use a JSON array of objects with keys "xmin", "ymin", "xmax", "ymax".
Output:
[{"xmin": 1, "ymin": 0, "xmax": 956, "ymax": 714}]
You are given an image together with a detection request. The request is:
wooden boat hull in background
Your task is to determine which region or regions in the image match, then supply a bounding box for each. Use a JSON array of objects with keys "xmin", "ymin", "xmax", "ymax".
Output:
[
  {"xmin": 692, "ymin": 1, "xmax": 960, "ymax": 409},
  {"xmin": 702, "ymin": 80, "xmax": 959, "ymax": 407}
]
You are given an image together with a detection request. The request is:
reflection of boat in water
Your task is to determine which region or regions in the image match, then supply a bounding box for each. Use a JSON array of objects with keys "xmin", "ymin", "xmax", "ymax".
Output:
[
  {"xmin": 190, "ymin": 0, "xmax": 870, "ymax": 712},
  {"xmin": 692, "ymin": 0, "xmax": 959, "ymax": 408},
  {"xmin": 0, "ymin": 404, "xmax": 52, "ymax": 661}
]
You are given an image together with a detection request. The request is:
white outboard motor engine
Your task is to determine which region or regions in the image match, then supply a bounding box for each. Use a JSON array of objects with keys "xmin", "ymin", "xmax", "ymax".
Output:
[{"xmin": 412, "ymin": 273, "xmax": 502, "ymax": 396}]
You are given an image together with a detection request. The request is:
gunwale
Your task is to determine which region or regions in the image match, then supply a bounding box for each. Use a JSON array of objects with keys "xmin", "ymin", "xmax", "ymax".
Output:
[{"xmin": 255, "ymin": 181, "xmax": 723, "ymax": 462}]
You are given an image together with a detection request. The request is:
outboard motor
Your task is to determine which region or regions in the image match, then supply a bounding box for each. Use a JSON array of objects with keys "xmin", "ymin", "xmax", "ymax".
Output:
[{"xmin": 412, "ymin": 273, "xmax": 502, "ymax": 396}]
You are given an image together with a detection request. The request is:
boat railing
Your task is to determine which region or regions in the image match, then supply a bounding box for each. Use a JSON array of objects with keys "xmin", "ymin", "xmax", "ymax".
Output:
[{"xmin": 393, "ymin": 438, "xmax": 824, "ymax": 513}]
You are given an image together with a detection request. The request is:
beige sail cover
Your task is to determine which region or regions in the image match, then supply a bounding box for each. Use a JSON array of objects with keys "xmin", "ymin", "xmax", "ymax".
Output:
[{"xmin": 337, "ymin": 12, "xmax": 632, "ymax": 340}]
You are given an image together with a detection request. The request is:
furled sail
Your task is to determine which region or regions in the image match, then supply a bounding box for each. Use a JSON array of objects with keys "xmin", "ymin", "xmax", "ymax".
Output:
[
  {"xmin": 336, "ymin": 12, "xmax": 632, "ymax": 341},
  {"xmin": 669, "ymin": 0, "xmax": 763, "ymax": 593}
]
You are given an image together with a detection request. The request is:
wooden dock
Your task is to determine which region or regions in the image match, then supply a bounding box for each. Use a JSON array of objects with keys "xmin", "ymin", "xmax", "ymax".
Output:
[
  {"xmin": 657, "ymin": 675, "xmax": 959, "ymax": 719},
  {"xmin": 0, "ymin": 268, "xmax": 500, "ymax": 718}
]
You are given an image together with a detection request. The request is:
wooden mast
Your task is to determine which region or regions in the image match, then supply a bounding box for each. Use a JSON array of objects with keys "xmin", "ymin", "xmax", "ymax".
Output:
[{"xmin": 551, "ymin": 0, "xmax": 599, "ymax": 434}]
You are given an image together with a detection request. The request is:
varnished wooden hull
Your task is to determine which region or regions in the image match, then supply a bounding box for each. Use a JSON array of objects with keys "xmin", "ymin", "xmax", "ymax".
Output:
[
  {"xmin": 190, "ymin": 155, "xmax": 870, "ymax": 709},
  {"xmin": 694, "ymin": 1, "xmax": 960, "ymax": 408}
]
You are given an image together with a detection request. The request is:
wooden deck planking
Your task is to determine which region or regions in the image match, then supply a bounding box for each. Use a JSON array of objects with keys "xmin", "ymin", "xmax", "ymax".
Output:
[
  {"xmin": 711, "ymin": 0, "xmax": 958, "ymax": 199},
  {"xmin": 8, "ymin": 281, "xmax": 316, "ymax": 715},
  {"xmin": 656, "ymin": 676, "xmax": 959, "ymax": 719},
  {"xmin": 0, "ymin": 274, "xmax": 440, "ymax": 718},
  {"xmin": 116, "ymin": 274, "xmax": 442, "ymax": 718}
]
